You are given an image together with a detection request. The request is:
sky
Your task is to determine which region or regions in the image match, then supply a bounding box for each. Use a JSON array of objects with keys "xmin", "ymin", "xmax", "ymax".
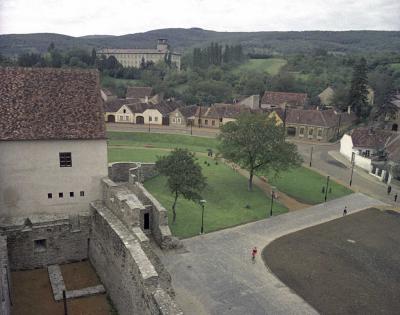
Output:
[{"xmin": 0, "ymin": 0, "xmax": 399, "ymax": 36}]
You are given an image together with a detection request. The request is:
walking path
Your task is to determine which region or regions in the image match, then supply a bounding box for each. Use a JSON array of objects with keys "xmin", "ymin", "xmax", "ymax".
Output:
[{"xmin": 160, "ymin": 193, "xmax": 386, "ymax": 315}]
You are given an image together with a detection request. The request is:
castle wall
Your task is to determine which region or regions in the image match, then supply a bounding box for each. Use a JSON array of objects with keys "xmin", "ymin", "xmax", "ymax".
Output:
[
  {"xmin": 0, "ymin": 235, "xmax": 11, "ymax": 315},
  {"xmin": 0, "ymin": 140, "xmax": 108, "ymax": 217},
  {"xmin": 89, "ymin": 202, "xmax": 182, "ymax": 315},
  {"xmin": 1, "ymin": 214, "xmax": 90, "ymax": 270}
]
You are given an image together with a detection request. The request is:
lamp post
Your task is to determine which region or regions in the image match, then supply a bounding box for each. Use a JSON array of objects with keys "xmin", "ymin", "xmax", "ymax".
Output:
[
  {"xmin": 350, "ymin": 152, "xmax": 355, "ymax": 186},
  {"xmin": 190, "ymin": 120, "xmax": 193, "ymax": 136},
  {"xmin": 324, "ymin": 175, "xmax": 330, "ymax": 202},
  {"xmin": 148, "ymin": 120, "xmax": 151, "ymax": 133},
  {"xmin": 309, "ymin": 146, "xmax": 314, "ymax": 167},
  {"xmin": 269, "ymin": 187, "xmax": 276, "ymax": 217},
  {"xmin": 200, "ymin": 199, "xmax": 206, "ymax": 234}
]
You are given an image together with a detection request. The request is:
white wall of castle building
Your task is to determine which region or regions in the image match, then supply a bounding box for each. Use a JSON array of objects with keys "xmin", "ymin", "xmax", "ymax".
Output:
[{"xmin": 0, "ymin": 140, "xmax": 108, "ymax": 217}]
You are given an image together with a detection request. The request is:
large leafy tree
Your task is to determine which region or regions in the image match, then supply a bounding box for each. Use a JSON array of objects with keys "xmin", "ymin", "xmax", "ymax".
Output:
[
  {"xmin": 219, "ymin": 113, "xmax": 302, "ymax": 191},
  {"xmin": 348, "ymin": 58, "xmax": 369, "ymax": 119},
  {"xmin": 156, "ymin": 149, "xmax": 206, "ymax": 224}
]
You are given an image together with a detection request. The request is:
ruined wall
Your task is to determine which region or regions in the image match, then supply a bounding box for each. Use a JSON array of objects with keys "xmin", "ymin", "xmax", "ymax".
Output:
[
  {"xmin": 89, "ymin": 202, "xmax": 182, "ymax": 315},
  {"xmin": 109, "ymin": 162, "xmax": 157, "ymax": 183},
  {"xmin": 0, "ymin": 235, "xmax": 11, "ymax": 315},
  {"xmin": 1, "ymin": 214, "xmax": 90, "ymax": 270}
]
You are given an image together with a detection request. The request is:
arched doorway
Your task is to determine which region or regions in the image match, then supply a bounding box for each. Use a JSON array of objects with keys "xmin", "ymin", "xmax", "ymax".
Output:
[
  {"xmin": 392, "ymin": 123, "xmax": 398, "ymax": 132},
  {"xmin": 287, "ymin": 127, "xmax": 296, "ymax": 136},
  {"xmin": 136, "ymin": 116, "xmax": 144, "ymax": 124},
  {"xmin": 107, "ymin": 115, "xmax": 115, "ymax": 123}
]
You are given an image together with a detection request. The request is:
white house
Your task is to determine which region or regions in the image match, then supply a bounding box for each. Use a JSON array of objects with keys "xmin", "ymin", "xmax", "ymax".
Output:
[
  {"xmin": 340, "ymin": 128, "xmax": 395, "ymax": 181},
  {"xmin": 0, "ymin": 67, "xmax": 108, "ymax": 217}
]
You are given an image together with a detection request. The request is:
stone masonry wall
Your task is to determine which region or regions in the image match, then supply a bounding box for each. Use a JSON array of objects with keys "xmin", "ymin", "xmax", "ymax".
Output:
[
  {"xmin": 89, "ymin": 201, "xmax": 182, "ymax": 315},
  {"xmin": 1, "ymin": 214, "xmax": 90, "ymax": 270},
  {"xmin": 108, "ymin": 162, "xmax": 158, "ymax": 183},
  {"xmin": 0, "ymin": 235, "xmax": 11, "ymax": 315}
]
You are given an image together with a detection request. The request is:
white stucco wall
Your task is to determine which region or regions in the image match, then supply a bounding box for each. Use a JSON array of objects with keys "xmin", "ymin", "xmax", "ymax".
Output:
[
  {"xmin": 143, "ymin": 109, "xmax": 163, "ymax": 125},
  {"xmin": 0, "ymin": 139, "xmax": 108, "ymax": 217},
  {"xmin": 116, "ymin": 105, "xmax": 134, "ymax": 123},
  {"xmin": 340, "ymin": 134, "xmax": 372, "ymax": 171}
]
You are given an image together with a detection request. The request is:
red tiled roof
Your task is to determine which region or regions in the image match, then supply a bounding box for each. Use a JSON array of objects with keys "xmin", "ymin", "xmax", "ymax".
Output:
[
  {"xmin": 104, "ymin": 99, "xmax": 132, "ymax": 112},
  {"xmin": 0, "ymin": 67, "xmax": 105, "ymax": 141},
  {"xmin": 261, "ymin": 91, "xmax": 308, "ymax": 106},
  {"xmin": 126, "ymin": 87, "xmax": 153, "ymax": 99},
  {"xmin": 350, "ymin": 128, "xmax": 394, "ymax": 149},
  {"xmin": 194, "ymin": 104, "xmax": 252, "ymax": 119}
]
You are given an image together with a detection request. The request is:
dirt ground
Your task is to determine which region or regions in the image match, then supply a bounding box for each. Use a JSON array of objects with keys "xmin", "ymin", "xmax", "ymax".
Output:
[
  {"xmin": 11, "ymin": 261, "xmax": 113, "ymax": 315},
  {"xmin": 263, "ymin": 208, "xmax": 400, "ymax": 315}
]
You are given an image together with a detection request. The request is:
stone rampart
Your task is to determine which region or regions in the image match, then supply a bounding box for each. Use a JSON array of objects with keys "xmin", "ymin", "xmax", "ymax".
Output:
[
  {"xmin": 0, "ymin": 213, "xmax": 90, "ymax": 270},
  {"xmin": 0, "ymin": 235, "xmax": 11, "ymax": 315},
  {"xmin": 108, "ymin": 162, "xmax": 157, "ymax": 183},
  {"xmin": 89, "ymin": 201, "xmax": 183, "ymax": 315}
]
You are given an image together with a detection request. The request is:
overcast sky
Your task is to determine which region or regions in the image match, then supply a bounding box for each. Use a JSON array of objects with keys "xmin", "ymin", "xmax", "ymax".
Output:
[{"xmin": 1, "ymin": 0, "xmax": 399, "ymax": 36}]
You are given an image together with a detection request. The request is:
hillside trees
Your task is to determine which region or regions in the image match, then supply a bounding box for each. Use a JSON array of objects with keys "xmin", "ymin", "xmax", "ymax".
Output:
[{"xmin": 193, "ymin": 43, "xmax": 244, "ymax": 68}]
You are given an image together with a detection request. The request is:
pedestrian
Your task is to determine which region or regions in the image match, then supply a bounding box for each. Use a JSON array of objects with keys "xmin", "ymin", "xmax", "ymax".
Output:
[
  {"xmin": 343, "ymin": 206, "xmax": 347, "ymax": 216},
  {"xmin": 251, "ymin": 246, "xmax": 258, "ymax": 262},
  {"xmin": 387, "ymin": 185, "xmax": 392, "ymax": 195},
  {"xmin": 395, "ymin": 193, "xmax": 398, "ymax": 202}
]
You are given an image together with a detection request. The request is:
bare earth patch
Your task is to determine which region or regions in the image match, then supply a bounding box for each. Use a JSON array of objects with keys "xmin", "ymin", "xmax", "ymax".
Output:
[{"xmin": 263, "ymin": 208, "xmax": 400, "ymax": 315}]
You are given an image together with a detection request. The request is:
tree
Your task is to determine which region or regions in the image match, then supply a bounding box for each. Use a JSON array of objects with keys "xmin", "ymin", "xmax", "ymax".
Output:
[
  {"xmin": 218, "ymin": 113, "xmax": 302, "ymax": 191},
  {"xmin": 348, "ymin": 58, "xmax": 369, "ymax": 119},
  {"xmin": 369, "ymin": 70, "xmax": 397, "ymax": 120},
  {"xmin": 155, "ymin": 148, "xmax": 207, "ymax": 223}
]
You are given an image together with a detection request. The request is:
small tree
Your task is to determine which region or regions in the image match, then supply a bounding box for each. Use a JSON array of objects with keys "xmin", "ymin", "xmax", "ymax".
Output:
[
  {"xmin": 156, "ymin": 148, "xmax": 206, "ymax": 224},
  {"xmin": 348, "ymin": 58, "xmax": 369, "ymax": 119},
  {"xmin": 219, "ymin": 113, "xmax": 302, "ymax": 191}
]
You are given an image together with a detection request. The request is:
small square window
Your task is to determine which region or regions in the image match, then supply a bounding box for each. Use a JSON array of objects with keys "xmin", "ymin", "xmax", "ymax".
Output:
[
  {"xmin": 59, "ymin": 192, "xmax": 63, "ymax": 198},
  {"xmin": 48, "ymin": 193, "xmax": 53, "ymax": 199},
  {"xmin": 80, "ymin": 191, "xmax": 85, "ymax": 197},
  {"xmin": 59, "ymin": 152, "xmax": 72, "ymax": 167},
  {"xmin": 34, "ymin": 239, "xmax": 47, "ymax": 252},
  {"xmin": 70, "ymin": 192, "xmax": 74, "ymax": 197}
]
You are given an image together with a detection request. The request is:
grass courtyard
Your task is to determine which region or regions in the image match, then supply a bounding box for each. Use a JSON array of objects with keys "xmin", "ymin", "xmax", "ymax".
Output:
[{"xmin": 107, "ymin": 131, "xmax": 352, "ymax": 236}]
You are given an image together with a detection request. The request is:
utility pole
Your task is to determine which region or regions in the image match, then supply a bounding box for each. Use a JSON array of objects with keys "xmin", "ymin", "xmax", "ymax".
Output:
[
  {"xmin": 336, "ymin": 114, "xmax": 342, "ymax": 140},
  {"xmin": 309, "ymin": 146, "xmax": 314, "ymax": 167},
  {"xmin": 269, "ymin": 190, "xmax": 275, "ymax": 217},
  {"xmin": 282, "ymin": 105, "xmax": 287, "ymax": 139},
  {"xmin": 324, "ymin": 175, "xmax": 330, "ymax": 202},
  {"xmin": 350, "ymin": 152, "xmax": 355, "ymax": 186},
  {"xmin": 148, "ymin": 121, "xmax": 150, "ymax": 133}
]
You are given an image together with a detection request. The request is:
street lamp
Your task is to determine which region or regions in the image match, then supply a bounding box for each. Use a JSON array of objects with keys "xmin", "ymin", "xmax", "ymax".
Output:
[
  {"xmin": 324, "ymin": 175, "xmax": 330, "ymax": 202},
  {"xmin": 148, "ymin": 120, "xmax": 151, "ymax": 133},
  {"xmin": 200, "ymin": 199, "xmax": 206, "ymax": 234},
  {"xmin": 190, "ymin": 120, "xmax": 193, "ymax": 136},
  {"xmin": 309, "ymin": 146, "xmax": 314, "ymax": 167},
  {"xmin": 269, "ymin": 187, "xmax": 276, "ymax": 217},
  {"xmin": 349, "ymin": 152, "xmax": 355, "ymax": 186}
]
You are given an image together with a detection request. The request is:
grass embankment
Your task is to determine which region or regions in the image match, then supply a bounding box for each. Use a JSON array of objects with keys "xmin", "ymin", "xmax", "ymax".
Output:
[
  {"xmin": 235, "ymin": 58, "xmax": 287, "ymax": 75},
  {"xmin": 144, "ymin": 156, "xmax": 287, "ymax": 238},
  {"xmin": 261, "ymin": 167, "xmax": 352, "ymax": 205}
]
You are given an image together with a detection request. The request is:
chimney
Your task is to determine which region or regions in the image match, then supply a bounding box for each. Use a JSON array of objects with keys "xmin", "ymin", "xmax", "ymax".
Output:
[
  {"xmin": 145, "ymin": 96, "xmax": 149, "ymax": 104},
  {"xmin": 347, "ymin": 106, "xmax": 351, "ymax": 114}
]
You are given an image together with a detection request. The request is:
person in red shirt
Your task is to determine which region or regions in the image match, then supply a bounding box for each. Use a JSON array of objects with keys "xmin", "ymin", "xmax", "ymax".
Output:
[{"xmin": 251, "ymin": 246, "xmax": 258, "ymax": 261}]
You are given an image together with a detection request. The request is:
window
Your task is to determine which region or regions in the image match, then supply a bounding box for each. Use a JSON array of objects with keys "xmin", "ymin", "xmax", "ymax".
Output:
[
  {"xmin": 365, "ymin": 150, "xmax": 370, "ymax": 157},
  {"xmin": 34, "ymin": 239, "xmax": 47, "ymax": 252},
  {"xmin": 149, "ymin": 116, "xmax": 152, "ymax": 122},
  {"xmin": 198, "ymin": 119, "xmax": 201, "ymax": 124},
  {"xmin": 205, "ymin": 120, "xmax": 208, "ymax": 125},
  {"xmin": 317, "ymin": 129, "xmax": 323, "ymax": 137},
  {"xmin": 212, "ymin": 120, "xmax": 215, "ymax": 126},
  {"xmin": 59, "ymin": 152, "xmax": 72, "ymax": 167},
  {"xmin": 80, "ymin": 191, "xmax": 85, "ymax": 197},
  {"xmin": 70, "ymin": 192, "xmax": 74, "ymax": 197},
  {"xmin": 59, "ymin": 192, "xmax": 63, "ymax": 198},
  {"xmin": 308, "ymin": 128, "xmax": 314, "ymax": 137},
  {"xmin": 154, "ymin": 117, "xmax": 158, "ymax": 122},
  {"xmin": 48, "ymin": 193, "xmax": 53, "ymax": 199},
  {"xmin": 172, "ymin": 118, "xmax": 176, "ymax": 123},
  {"xmin": 123, "ymin": 109, "xmax": 126, "ymax": 113},
  {"xmin": 219, "ymin": 118, "xmax": 223, "ymax": 122},
  {"xmin": 119, "ymin": 115, "xmax": 123, "ymax": 120},
  {"xmin": 299, "ymin": 127, "xmax": 304, "ymax": 136}
]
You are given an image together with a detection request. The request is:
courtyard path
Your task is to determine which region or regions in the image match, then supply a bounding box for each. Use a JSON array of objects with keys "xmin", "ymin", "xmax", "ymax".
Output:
[{"xmin": 160, "ymin": 193, "xmax": 386, "ymax": 315}]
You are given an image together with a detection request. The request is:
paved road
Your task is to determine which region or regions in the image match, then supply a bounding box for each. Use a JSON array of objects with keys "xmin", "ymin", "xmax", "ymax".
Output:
[
  {"xmin": 295, "ymin": 142, "xmax": 399, "ymax": 206},
  {"xmin": 160, "ymin": 193, "xmax": 386, "ymax": 315}
]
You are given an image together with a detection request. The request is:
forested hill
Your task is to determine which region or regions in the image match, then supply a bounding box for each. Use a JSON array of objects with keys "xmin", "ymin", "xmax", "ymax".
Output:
[{"xmin": 1, "ymin": 28, "xmax": 400, "ymax": 56}]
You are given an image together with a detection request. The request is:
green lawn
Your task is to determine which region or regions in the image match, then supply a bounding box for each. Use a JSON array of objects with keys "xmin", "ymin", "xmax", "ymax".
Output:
[
  {"xmin": 109, "ymin": 147, "xmax": 169, "ymax": 163},
  {"xmin": 144, "ymin": 156, "xmax": 287, "ymax": 238},
  {"xmin": 107, "ymin": 131, "xmax": 219, "ymax": 153},
  {"xmin": 236, "ymin": 58, "xmax": 287, "ymax": 75},
  {"xmin": 261, "ymin": 167, "xmax": 352, "ymax": 205}
]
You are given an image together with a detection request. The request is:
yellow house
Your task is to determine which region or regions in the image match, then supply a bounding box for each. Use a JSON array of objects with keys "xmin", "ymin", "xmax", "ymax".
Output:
[{"xmin": 268, "ymin": 111, "xmax": 284, "ymax": 125}]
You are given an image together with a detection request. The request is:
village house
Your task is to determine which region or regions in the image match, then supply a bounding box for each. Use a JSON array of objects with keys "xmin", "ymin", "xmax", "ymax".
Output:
[
  {"xmin": 0, "ymin": 67, "xmax": 108, "ymax": 217},
  {"xmin": 125, "ymin": 86, "xmax": 162, "ymax": 104},
  {"xmin": 381, "ymin": 93, "xmax": 400, "ymax": 132},
  {"xmin": 273, "ymin": 108, "xmax": 357, "ymax": 142},
  {"xmin": 318, "ymin": 86, "xmax": 335, "ymax": 106},
  {"xmin": 169, "ymin": 105, "xmax": 198, "ymax": 127},
  {"xmin": 192, "ymin": 103, "xmax": 252, "ymax": 128},
  {"xmin": 97, "ymin": 39, "xmax": 181, "ymax": 70},
  {"xmin": 233, "ymin": 95, "xmax": 260, "ymax": 109},
  {"xmin": 100, "ymin": 88, "xmax": 117, "ymax": 102},
  {"xmin": 340, "ymin": 127, "xmax": 400, "ymax": 184},
  {"xmin": 261, "ymin": 91, "xmax": 308, "ymax": 109}
]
